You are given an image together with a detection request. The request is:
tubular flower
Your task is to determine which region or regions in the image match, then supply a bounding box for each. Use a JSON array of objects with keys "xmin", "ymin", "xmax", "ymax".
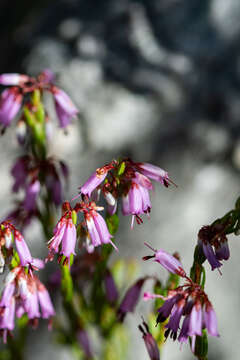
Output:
[
  {"xmin": 0, "ymin": 266, "xmax": 55, "ymax": 341},
  {"xmin": 154, "ymin": 280, "xmax": 219, "ymax": 348},
  {"xmin": 117, "ymin": 278, "xmax": 146, "ymax": 321},
  {"xmin": 52, "ymin": 87, "xmax": 78, "ymax": 128},
  {"xmin": 23, "ymin": 180, "xmax": 41, "ymax": 211},
  {"xmin": 85, "ymin": 210, "xmax": 117, "ymax": 251},
  {"xmin": 143, "ymin": 243, "xmax": 186, "ymax": 277},
  {"xmin": 0, "ymin": 88, "xmax": 23, "ymax": 126},
  {"xmin": 0, "ymin": 69, "xmax": 78, "ymax": 129},
  {"xmin": 48, "ymin": 200, "xmax": 118, "ymax": 263},
  {"xmin": 10, "ymin": 155, "xmax": 68, "ymax": 221},
  {"xmin": 73, "ymin": 158, "xmax": 173, "ymax": 227},
  {"xmin": 0, "ymin": 222, "xmax": 43, "ymax": 270},
  {"xmin": 104, "ymin": 269, "xmax": 119, "ymax": 304},
  {"xmin": 47, "ymin": 213, "xmax": 77, "ymax": 265},
  {"xmin": 138, "ymin": 320, "xmax": 160, "ymax": 360},
  {"xmin": 198, "ymin": 224, "xmax": 230, "ymax": 271},
  {"xmin": 143, "ymin": 245, "xmax": 219, "ymax": 349},
  {"xmin": 0, "ymin": 74, "xmax": 28, "ymax": 86}
]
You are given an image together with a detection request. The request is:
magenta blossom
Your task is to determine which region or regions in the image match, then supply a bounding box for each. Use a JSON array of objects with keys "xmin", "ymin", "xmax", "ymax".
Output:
[
  {"xmin": 117, "ymin": 278, "xmax": 146, "ymax": 321},
  {"xmin": 47, "ymin": 215, "xmax": 77, "ymax": 264},
  {"xmin": 0, "ymin": 223, "xmax": 43, "ymax": 270},
  {"xmin": 136, "ymin": 162, "xmax": 171, "ymax": 187},
  {"xmin": 139, "ymin": 320, "xmax": 160, "ymax": 360},
  {"xmin": 85, "ymin": 210, "xmax": 117, "ymax": 251},
  {"xmin": 52, "ymin": 87, "xmax": 78, "ymax": 128},
  {"xmin": 0, "ymin": 73, "xmax": 28, "ymax": 86},
  {"xmin": 143, "ymin": 242, "xmax": 186, "ymax": 277},
  {"xmin": 198, "ymin": 225, "xmax": 230, "ymax": 271},
  {"xmin": 122, "ymin": 183, "xmax": 151, "ymax": 228},
  {"xmin": 150, "ymin": 281, "xmax": 219, "ymax": 348},
  {"xmin": 0, "ymin": 266, "xmax": 54, "ymax": 341},
  {"xmin": 73, "ymin": 158, "xmax": 173, "ymax": 227},
  {"xmin": 23, "ymin": 180, "xmax": 41, "ymax": 211},
  {"xmin": 0, "ymin": 88, "xmax": 23, "ymax": 126},
  {"xmin": 0, "ymin": 70, "xmax": 78, "ymax": 129},
  {"xmin": 104, "ymin": 269, "xmax": 119, "ymax": 304}
]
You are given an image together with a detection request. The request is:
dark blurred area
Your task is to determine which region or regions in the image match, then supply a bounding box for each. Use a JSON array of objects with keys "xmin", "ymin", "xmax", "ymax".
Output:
[
  {"xmin": 2, "ymin": 0, "xmax": 240, "ymax": 166},
  {"xmin": 2, "ymin": 0, "xmax": 240, "ymax": 131}
]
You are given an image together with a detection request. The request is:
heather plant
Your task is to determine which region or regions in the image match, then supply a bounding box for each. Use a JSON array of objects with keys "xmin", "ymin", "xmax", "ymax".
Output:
[{"xmin": 0, "ymin": 69, "xmax": 238, "ymax": 360}]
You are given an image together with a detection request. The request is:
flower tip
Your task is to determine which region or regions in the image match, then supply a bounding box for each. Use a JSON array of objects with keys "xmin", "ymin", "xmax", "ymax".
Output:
[{"xmin": 142, "ymin": 255, "xmax": 155, "ymax": 261}]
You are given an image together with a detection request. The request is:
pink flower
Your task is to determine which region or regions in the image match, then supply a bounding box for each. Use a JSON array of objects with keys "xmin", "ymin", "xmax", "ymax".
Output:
[
  {"xmin": 80, "ymin": 170, "xmax": 108, "ymax": 198},
  {"xmin": 0, "ymin": 266, "xmax": 55, "ymax": 341},
  {"xmin": 0, "ymin": 74, "xmax": 28, "ymax": 86},
  {"xmin": 117, "ymin": 278, "xmax": 146, "ymax": 321},
  {"xmin": 198, "ymin": 225, "xmax": 229, "ymax": 271},
  {"xmin": 122, "ymin": 183, "xmax": 151, "ymax": 227},
  {"xmin": 52, "ymin": 87, "xmax": 78, "ymax": 128},
  {"xmin": 73, "ymin": 159, "xmax": 173, "ymax": 227},
  {"xmin": 137, "ymin": 162, "xmax": 171, "ymax": 187},
  {"xmin": 143, "ymin": 243, "xmax": 186, "ymax": 277},
  {"xmin": 14, "ymin": 230, "xmax": 33, "ymax": 267},
  {"xmin": 11, "ymin": 156, "xmax": 29, "ymax": 192},
  {"xmin": 153, "ymin": 279, "xmax": 219, "ymax": 348},
  {"xmin": 85, "ymin": 211, "xmax": 118, "ymax": 250},
  {"xmin": 47, "ymin": 216, "xmax": 77, "ymax": 263},
  {"xmin": 36, "ymin": 280, "xmax": 55, "ymax": 319},
  {"xmin": 0, "ymin": 88, "xmax": 23, "ymax": 126},
  {"xmin": 104, "ymin": 269, "xmax": 118, "ymax": 304},
  {"xmin": 23, "ymin": 180, "xmax": 41, "ymax": 211},
  {"xmin": 139, "ymin": 320, "xmax": 160, "ymax": 360}
]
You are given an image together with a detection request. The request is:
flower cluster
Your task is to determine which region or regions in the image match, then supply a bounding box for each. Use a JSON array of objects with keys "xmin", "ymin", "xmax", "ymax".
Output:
[
  {"xmin": 47, "ymin": 199, "xmax": 117, "ymax": 265},
  {"xmin": 11, "ymin": 155, "xmax": 68, "ymax": 211},
  {"xmin": 143, "ymin": 244, "xmax": 219, "ymax": 350},
  {"xmin": 198, "ymin": 224, "xmax": 230, "ymax": 271},
  {"xmin": 0, "ymin": 222, "xmax": 43, "ymax": 271},
  {"xmin": 0, "ymin": 70, "xmax": 78, "ymax": 128},
  {"xmin": 0, "ymin": 265, "xmax": 55, "ymax": 342},
  {"xmin": 74, "ymin": 158, "xmax": 174, "ymax": 227}
]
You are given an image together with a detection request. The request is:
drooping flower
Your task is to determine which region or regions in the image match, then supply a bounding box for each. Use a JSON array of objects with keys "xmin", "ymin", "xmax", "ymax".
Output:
[
  {"xmin": 23, "ymin": 180, "xmax": 41, "ymax": 211},
  {"xmin": 117, "ymin": 278, "xmax": 146, "ymax": 321},
  {"xmin": 0, "ymin": 265, "xmax": 55, "ymax": 341},
  {"xmin": 0, "ymin": 222, "xmax": 43, "ymax": 270},
  {"xmin": 11, "ymin": 156, "xmax": 30, "ymax": 192},
  {"xmin": 198, "ymin": 224, "xmax": 230, "ymax": 271},
  {"xmin": 0, "ymin": 70, "xmax": 78, "ymax": 129},
  {"xmin": 143, "ymin": 244, "xmax": 219, "ymax": 349},
  {"xmin": 0, "ymin": 88, "xmax": 23, "ymax": 126},
  {"xmin": 143, "ymin": 242, "xmax": 186, "ymax": 277},
  {"xmin": 14, "ymin": 230, "xmax": 33, "ymax": 267},
  {"xmin": 156, "ymin": 283, "xmax": 219, "ymax": 348},
  {"xmin": 52, "ymin": 87, "xmax": 78, "ymax": 128},
  {"xmin": 135, "ymin": 162, "xmax": 171, "ymax": 187},
  {"xmin": 77, "ymin": 329, "xmax": 93, "ymax": 359},
  {"xmin": 138, "ymin": 320, "xmax": 160, "ymax": 360},
  {"xmin": 85, "ymin": 210, "xmax": 117, "ymax": 251},
  {"xmin": 73, "ymin": 158, "xmax": 173, "ymax": 227},
  {"xmin": 47, "ymin": 214, "xmax": 77, "ymax": 264},
  {"xmin": 104, "ymin": 269, "xmax": 119, "ymax": 304}
]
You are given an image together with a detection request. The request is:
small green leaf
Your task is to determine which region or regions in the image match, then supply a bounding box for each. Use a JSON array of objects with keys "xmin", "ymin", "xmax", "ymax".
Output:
[
  {"xmin": 71, "ymin": 210, "xmax": 77, "ymax": 225},
  {"xmin": 106, "ymin": 214, "xmax": 119, "ymax": 235},
  {"xmin": 117, "ymin": 161, "xmax": 125, "ymax": 176}
]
